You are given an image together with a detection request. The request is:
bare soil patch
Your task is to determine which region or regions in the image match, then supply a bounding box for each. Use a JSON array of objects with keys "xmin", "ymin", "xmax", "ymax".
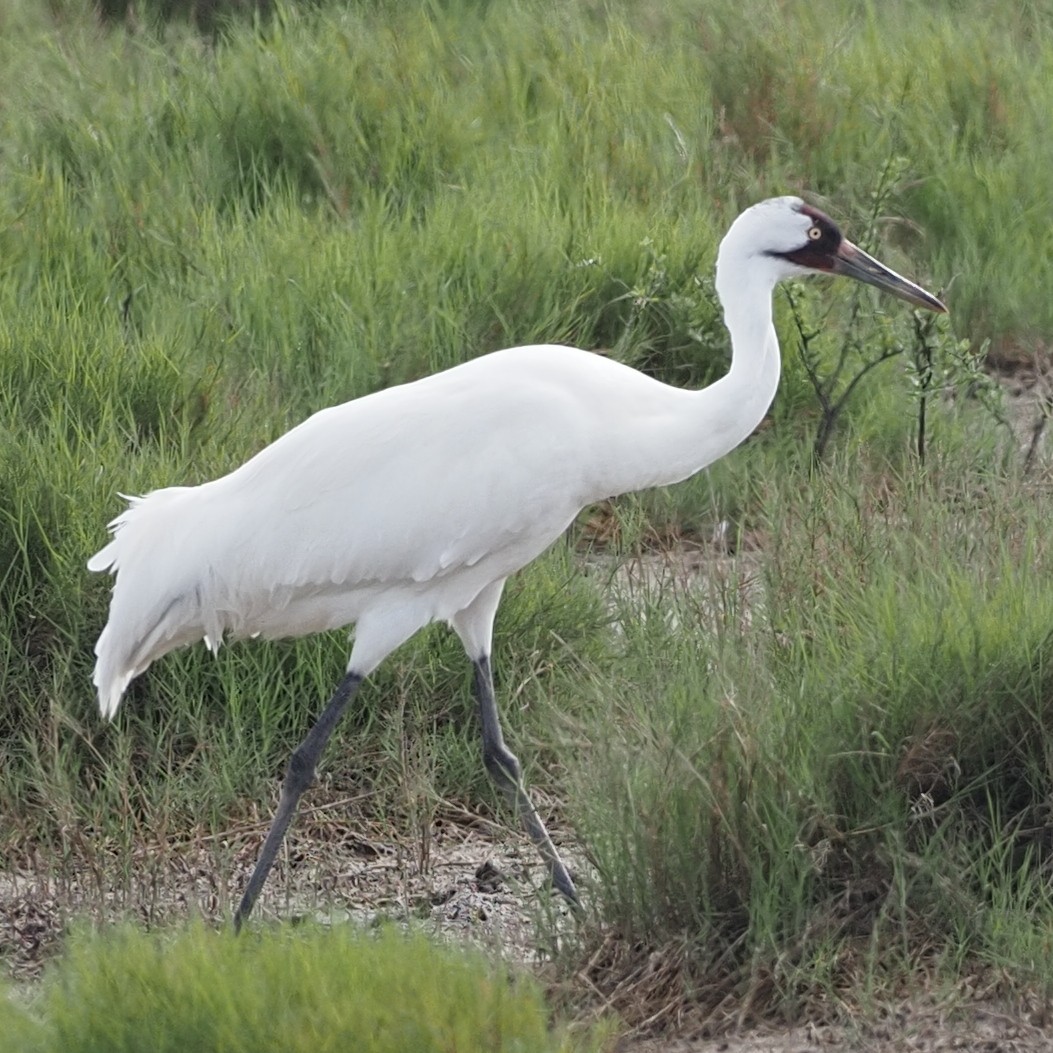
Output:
[
  {"xmin": 622, "ymin": 1003, "xmax": 1053, "ymax": 1053},
  {"xmin": 0, "ymin": 805, "xmax": 576, "ymax": 983}
]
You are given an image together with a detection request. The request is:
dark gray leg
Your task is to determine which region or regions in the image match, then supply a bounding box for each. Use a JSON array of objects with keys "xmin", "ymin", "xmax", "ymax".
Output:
[
  {"xmin": 472, "ymin": 656, "xmax": 578, "ymax": 905},
  {"xmin": 234, "ymin": 670, "xmax": 363, "ymax": 932}
]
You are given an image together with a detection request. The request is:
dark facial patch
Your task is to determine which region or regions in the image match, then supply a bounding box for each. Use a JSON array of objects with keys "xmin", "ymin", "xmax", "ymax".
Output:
[{"xmin": 778, "ymin": 203, "xmax": 843, "ymax": 272}]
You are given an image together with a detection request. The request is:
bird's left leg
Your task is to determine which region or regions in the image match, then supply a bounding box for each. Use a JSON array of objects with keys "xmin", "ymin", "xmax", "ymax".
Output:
[
  {"xmin": 472, "ymin": 655, "xmax": 579, "ymax": 906},
  {"xmin": 234, "ymin": 670, "xmax": 363, "ymax": 932}
]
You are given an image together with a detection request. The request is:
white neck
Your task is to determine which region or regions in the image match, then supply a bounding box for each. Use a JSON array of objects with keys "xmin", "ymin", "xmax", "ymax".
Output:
[
  {"xmin": 698, "ymin": 260, "xmax": 783, "ymax": 462},
  {"xmin": 593, "ymin": 259, "xmax": 783, "ymax": 495}
]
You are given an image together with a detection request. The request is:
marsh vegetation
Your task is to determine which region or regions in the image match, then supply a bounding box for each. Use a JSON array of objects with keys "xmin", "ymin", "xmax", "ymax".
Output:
[{"xmin": 3, "ymin": 0, "xmax": 1053, "ymax": 1047}]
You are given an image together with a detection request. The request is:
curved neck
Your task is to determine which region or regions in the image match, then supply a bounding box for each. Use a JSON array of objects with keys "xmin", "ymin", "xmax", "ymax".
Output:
[
  {"xmin": 688, "ymin": 258, "xmax": 784, "ymax": 469},
  {"xmin": 706, "ymin": 275, "xmax": 782, "ymax": 450},
  {"xmin": 672, "ymin": 312, "xmax": 781, "ymax": 482},
  {"xmin": 588, "ymin": 269, "xmax": 782, "ymax": 498}
]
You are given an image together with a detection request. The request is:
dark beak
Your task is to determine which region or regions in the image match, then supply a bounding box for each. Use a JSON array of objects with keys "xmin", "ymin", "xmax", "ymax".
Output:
[{"xmin": 832, "ymin": 240, "xmax": 947, "ymax": 314}]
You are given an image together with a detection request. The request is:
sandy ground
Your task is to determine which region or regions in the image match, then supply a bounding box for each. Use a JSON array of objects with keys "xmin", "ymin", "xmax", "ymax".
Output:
[{"xmin": 623, "ymin": 1006, "xmax": 1053, "ymax": 1053}]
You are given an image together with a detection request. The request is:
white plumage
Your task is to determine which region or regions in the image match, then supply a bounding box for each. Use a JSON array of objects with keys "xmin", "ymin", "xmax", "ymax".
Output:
[
  {"xmin": 89, "ymin": 196, "xmax": 945, "ymax": 926},
  {"xmin": 89, "ymin": 345, "xmax": 738, "ymax": 714}
]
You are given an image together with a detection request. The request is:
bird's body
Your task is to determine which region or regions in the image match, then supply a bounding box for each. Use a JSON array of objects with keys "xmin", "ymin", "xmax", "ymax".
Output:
[
  {"xmin": 89, "ymin": 339, "xmax": 778, "ymax": 716},
  {"xmin": 89, "ymin": 197, "xmax": 946, "ymax": 927}
]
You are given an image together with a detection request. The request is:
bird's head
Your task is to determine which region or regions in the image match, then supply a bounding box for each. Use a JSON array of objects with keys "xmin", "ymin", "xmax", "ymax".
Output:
[{"xmin": 717, "ymin": 196, "xmax": 946, "ymax": 313}]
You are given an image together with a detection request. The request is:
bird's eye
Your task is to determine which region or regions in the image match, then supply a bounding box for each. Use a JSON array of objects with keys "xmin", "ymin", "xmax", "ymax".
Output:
[{"xmin": 808, "ymin": 226, "xmax": 822, "ymax": 241}]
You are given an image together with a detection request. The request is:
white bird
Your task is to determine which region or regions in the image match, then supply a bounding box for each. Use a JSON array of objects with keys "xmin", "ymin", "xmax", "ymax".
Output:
[{"xmin": 89, "ymin": 196, "xmax": 946, "ymax": 929}]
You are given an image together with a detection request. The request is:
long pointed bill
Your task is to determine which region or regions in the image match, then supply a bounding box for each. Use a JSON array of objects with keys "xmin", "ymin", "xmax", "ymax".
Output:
[{"xmin": 832, "ymin": 240, "xmax": 947, "ymax": 313}]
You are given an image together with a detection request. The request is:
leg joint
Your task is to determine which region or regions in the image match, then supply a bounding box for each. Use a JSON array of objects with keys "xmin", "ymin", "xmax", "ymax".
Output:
[{"xmin": 483, "ymin": 741, "xmax": 522, "ymax": 788}]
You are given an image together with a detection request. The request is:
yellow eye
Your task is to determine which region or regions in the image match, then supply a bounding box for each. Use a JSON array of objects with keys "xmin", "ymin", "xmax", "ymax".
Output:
[{"xmin": 808, "ymin": 226, "xmax": 822, "ymax": 241}]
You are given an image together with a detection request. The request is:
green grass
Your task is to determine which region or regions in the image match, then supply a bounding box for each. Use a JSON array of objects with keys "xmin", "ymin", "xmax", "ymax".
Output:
[
  {"xmin": 574, "ymin": 458, "xmax": 1053, "ymax": 1022},
  {"xmin": 0, "ymin": 924, "xmax": 608, "ymax": 1052},
  {"xmin": 2, "ymin": 0, "xmax": 1053, "ymax": 1034}
]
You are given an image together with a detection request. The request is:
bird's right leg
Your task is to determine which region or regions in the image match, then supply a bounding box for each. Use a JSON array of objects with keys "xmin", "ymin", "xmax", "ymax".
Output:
[
  {"xmin": 233, "ymin": 670, "xmax": 363, "ymax": 932},
  {"xmin": 472, "ymin": 656, "xmax": 579, "ymax": 907}
]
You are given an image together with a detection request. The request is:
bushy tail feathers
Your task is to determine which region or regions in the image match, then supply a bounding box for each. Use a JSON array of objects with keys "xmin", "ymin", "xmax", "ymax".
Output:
[{"xmin": 89, "ymin": 488, "xmax": 220, "ymax": 719}]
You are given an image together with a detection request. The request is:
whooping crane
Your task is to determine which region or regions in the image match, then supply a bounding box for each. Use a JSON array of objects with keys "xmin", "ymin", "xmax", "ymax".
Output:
[{"xmin": 89, "ymin": 196, "xmax": 946, "ymax": 929}]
